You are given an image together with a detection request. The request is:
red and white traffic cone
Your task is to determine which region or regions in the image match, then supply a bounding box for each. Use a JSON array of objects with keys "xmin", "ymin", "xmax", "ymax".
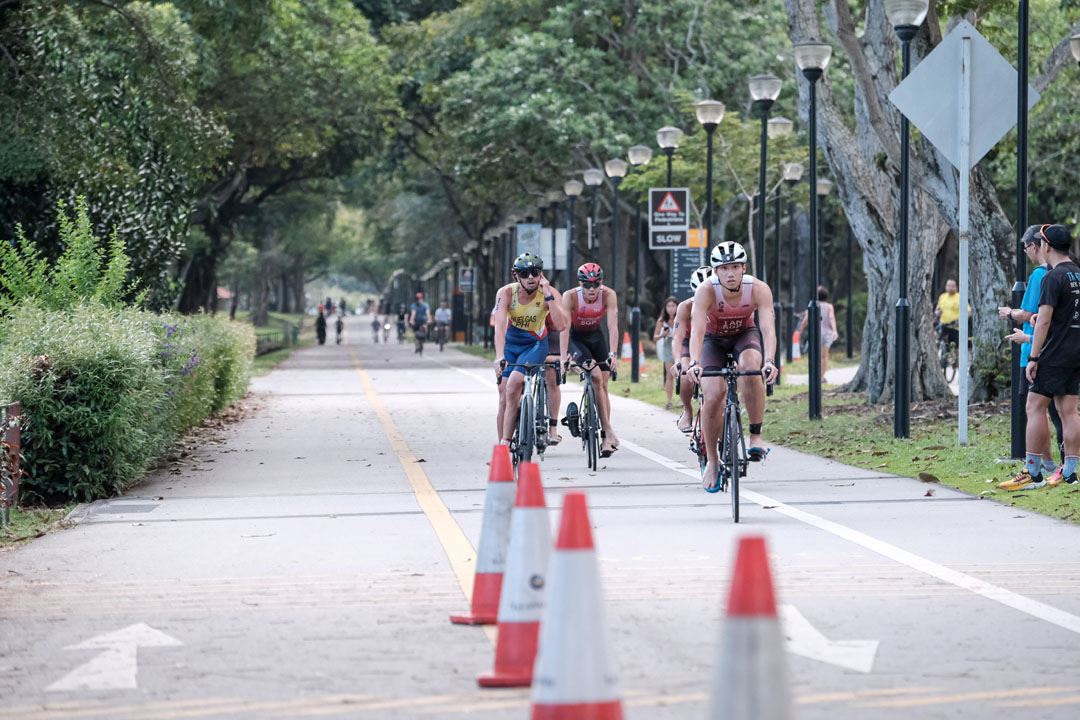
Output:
[
  {"xmin": 530, "ymin": 492, "xmax": 622, "ymax": 720},
  {"xmin": 478, "ymin": 461, "xmax": 550, "ymax": 688},
  {"xmin": 450, "ymin": 445, "xmax": 515, "ymax": 625},
  {"xmin": 708, "ymin": 536, "xmax": 791, "ymax": 720}
]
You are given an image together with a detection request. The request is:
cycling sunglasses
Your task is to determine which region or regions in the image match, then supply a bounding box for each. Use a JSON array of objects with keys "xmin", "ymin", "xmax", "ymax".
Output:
[
  {"xmin": 516, "ymin": 268, "xmax": 542, "ymax": 278},
  {"xmin": 581, "ymin": 281, "xmax": 601, "ymax": 289}
]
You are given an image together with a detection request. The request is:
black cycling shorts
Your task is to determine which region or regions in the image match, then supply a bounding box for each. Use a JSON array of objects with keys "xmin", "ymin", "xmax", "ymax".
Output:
[
  {"xmin": 569, "ymin": 330, "xmax": 611, "ymax": 372},
  {"xmin": 700, "ymin": 329, "xmax": 762, "ymax": 370},
  {"xmin": 547, "ymin": 330, "xmax": 561, "ymax": 358},
  {"xmin": 1031, "ymin": 364, "xmax": 1080, "ymax": 398}
]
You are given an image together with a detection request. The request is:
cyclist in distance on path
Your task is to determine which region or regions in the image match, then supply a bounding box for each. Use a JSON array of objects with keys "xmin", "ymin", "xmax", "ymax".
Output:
[
  {"xmin": 560, "ymin": 262, "xmax": 621, "ymax": 456},
  {"xmin": 408, "ymin": 292, "xmax": 431, "ymax": 351},
  {"xmin": 687, "ymin": 242, "xmax": 779, "ymax": 491},
  {"xmin": 492, "ymin": 253, "xmax": 567, "ymax": 444},
  {"xmin": 670, "ymin": 266, "xmax": 714, "ymax": 434}
]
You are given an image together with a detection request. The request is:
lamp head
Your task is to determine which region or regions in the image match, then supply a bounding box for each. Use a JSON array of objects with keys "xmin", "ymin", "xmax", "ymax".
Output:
[
  {"xmin": 783, "ymin": 162, "xmax": 804, "ymax": 184},
  {"xmin": 884, "ymin": 0, "xmax": 929, "ymax": 31},
  {"xmin": 767, "ymin": 117, "xmax": 794, "ymax": 140},
  {"xmin": 748, "ymin": 74, "xmax": 782, "ymax": 103},
  {"xmin": 583, "ymin": 168, "xmax": 605, "ymax": 187},
  {"xmin": 628, "ymin": 145, "xmax": 653, "ymax": 166},
  {"xmin": 693, "ymin": 100, "xmax": 726, "ymax": 129},
  {"xmin": 604, "ymin": 158, "xmax": 629, "ymax": 179},
  {"xmin": 656, "ymin": 125, "xmax": 684, "ymax": 150},
  {"xmin": 564, "ymin": 179, "xmax": 584, "ymax": 197},
  {"xmin": 794, "ymin": 42, "xmax": 832, "ymax": 82},
  {"xmin": 816, "ymin": 177, "xmax": 834, "ymax": 196}
]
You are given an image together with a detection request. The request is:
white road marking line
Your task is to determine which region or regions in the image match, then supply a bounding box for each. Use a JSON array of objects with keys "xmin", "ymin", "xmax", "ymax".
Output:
[
  {"xmin": 47, "ymin": 624, "xmax": 182, "ymax": 692},
  {"xmin": 619, "ymin": 438, "xmax": 1080, "ymax": 636},
  {"xmin": 780, "ymin": 605, "xmax": 878, "ymax": 673}
]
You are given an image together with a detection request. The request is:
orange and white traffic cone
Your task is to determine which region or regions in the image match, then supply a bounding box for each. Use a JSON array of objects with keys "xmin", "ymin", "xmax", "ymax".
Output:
[
  {"xmin": 530, "ymin": 492, "xmax": 622, "ymax": 720},
  {"xmin": 620, "ymin": 331, "xmax": 631, "ymax": 361},
  {"xmin": 708, "ymin": 536, "xmax": 791, "ymax": 720},
  {"xmin": 791, "ymin": 330, "xmax": 801, "ymax": 361},
  {"xmin": 450, "ymin": 445, "xmax": 515, "ymax": 625},
  {"xmin": 478, "ymin": 461, "xmax": 550, "ymax": 688}
]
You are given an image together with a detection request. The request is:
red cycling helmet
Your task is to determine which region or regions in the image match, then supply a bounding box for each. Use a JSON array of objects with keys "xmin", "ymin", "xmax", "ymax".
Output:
[{"xmin": 577, "ymin": 262, "xmax": 604, "ymax": 283}]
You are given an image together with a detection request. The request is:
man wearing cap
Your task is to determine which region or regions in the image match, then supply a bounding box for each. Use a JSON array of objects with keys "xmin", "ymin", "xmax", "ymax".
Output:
[
  {"xmin": 997, "ymin": 226, "xmax": 1065, "ymax": 490},
  {"xmin": 1024, "ymin": 224, "xmax": 1080, "ymax": 487}
]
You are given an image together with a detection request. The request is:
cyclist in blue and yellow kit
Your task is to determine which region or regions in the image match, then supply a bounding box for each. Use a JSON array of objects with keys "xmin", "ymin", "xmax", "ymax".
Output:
[{"xmin": 492, "ymin": 253, "xmax": 567, "ymax": 444}]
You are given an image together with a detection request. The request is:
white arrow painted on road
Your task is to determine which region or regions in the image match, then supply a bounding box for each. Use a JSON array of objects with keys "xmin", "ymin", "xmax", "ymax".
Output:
[
  {"xmin": 47, "ymin": 623, "xmax": 182, "ymax": 692},
  {"xmin": 780, "ymin": 605, "xmax": 878, "ymax": 673}
]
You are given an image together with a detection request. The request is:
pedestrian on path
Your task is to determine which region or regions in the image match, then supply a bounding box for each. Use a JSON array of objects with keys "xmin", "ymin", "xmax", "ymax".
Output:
[
  {"xmin": 998, "ymin": 225, "xmax": 1065, "ymax": 491},
  {"xmin": 654, "ymin": 297, "xmax": 678, "ymax": 409},
  {"xmin": 1023, "ymin": 224, "xmax": 1080, "ymax": 488},
  {"xmin": 797, "ymin": 286, "xmax": 838, "ymax": 381},
  {"xmin": 315, "ymin": 308, "xmax": 327, "ymax": 345}
]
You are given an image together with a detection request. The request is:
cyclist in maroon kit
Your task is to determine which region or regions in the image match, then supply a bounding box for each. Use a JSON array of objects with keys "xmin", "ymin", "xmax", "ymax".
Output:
[{"xmin": 687, "ymin": 242, "xmax": 779, "ymax": 491}]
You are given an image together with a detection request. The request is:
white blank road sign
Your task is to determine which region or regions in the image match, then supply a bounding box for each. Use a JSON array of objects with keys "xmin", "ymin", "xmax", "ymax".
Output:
[{"xmin": 889, "ymin": 19, "xmax": 1039, "ymax": 171}]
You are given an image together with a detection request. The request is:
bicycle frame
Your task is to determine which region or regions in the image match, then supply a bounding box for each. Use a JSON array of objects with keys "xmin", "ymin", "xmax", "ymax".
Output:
[{"xmin": 500, "ymin": 361, "xmax": 562, "ymax": 463}]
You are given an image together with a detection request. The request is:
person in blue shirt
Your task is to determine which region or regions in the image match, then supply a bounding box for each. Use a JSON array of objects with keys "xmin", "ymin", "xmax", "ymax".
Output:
[{"xmin": 997, "ymin": 225, "xmax": 1065, "ymax": 490}]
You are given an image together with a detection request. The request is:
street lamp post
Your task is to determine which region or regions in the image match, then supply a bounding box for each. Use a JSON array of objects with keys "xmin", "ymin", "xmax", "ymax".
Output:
[
  {"xmin": 583, "ymin": 168, "xmax": 605, "ymax": 254},
  {"xmin": 750, "ymin": 75, "xmax": 782, "ymax": 280},
  {"xmin": 628, "ymin": 144, "xmax": 653, "ymax": 384},
  {"xmin": 695, "ymin": 101, "xmax": 726, "ymax": 253},
  {"xmin": 885, "ymin": 0, "xmax": 928, "ymax": 439},
  {"xmin": 794, "ymin": 40, "xmax": 832, "ymax": 421},
  {"xmin": 768, "ymin": 118, "xmax": 794, "ymax": 381},
  {"xmin": 604, "ymin": 158, "xmax": 629, "ymax": 298},
  {"xmin": 564, "ymin": 179, "xmax": 584, "ymax": 283},
  {"xmin": 656, "ymin": 126, "xmax": 684, "ymax": 293},
  {"xmin": 783, "ymin": 162, "xmax": 803, "ymax": 364}
]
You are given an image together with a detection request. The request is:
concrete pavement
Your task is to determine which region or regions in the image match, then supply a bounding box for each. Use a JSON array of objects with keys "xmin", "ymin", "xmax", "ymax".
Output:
[{"xmin": 2, "ymin": 314, "xmax": 1080, "ymax": 719}]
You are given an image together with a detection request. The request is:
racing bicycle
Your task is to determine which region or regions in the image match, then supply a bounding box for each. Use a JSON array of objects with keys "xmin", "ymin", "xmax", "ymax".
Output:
[
  {"xmin": 435, "ymin": 323, "xmax": 449, "ymax": 352},
  {"xmin": 563, "ymin": 360, "xmax": 616, "ymax": 471},
  {"xmin": 689, "ymin": 361, "xmax": 764, "ymax": 523},
  {"xmin": 500, "ymin": 361, "xmax": 563, "ymax": 465}
]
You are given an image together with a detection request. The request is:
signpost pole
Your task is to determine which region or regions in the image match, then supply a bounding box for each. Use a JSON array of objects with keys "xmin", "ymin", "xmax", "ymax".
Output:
[{"xmin": 958, "ymin": 34, "xmax": 972, "ymax": 446}]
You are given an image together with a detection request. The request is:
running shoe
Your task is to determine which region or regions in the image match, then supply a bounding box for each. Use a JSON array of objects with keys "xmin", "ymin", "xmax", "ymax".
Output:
[
  {"xmin": 998, "ymin": 471, "xmax": 1045, "ymax": 491},
  {"xmin": 1046, "ymin": 467, "xmax": 1066, "ymax": 487}
]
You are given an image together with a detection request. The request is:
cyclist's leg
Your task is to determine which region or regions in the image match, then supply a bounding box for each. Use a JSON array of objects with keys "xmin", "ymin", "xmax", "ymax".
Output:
[
  {"xmin": 499, "ymin": 338, "xmax": 530, "ymax": 443},
  {"xmin": 699, "ymin": 336, "xmax": 730, "ymax": 487},
  {"xmin": 737, "ymin": 336, "xmax": 767, "ymax": 458},
  {"xmin": 677, "ymin": 342, "xmax": 694, "ymax": 432},
  {"xmin": 546, "ymin": 332, "xmax": 562, "ymax": 444}
]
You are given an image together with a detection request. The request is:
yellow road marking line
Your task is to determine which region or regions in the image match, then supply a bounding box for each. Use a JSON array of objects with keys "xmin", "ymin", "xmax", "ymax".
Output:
[
  {"xmin": 1000, "ymin": 693, "xmax": 1080, "ymax": 707},
  {"xmin": 797, "ymin": 687, "xmax": 942, "ymax": 704},
  {"xmin": 352, "ymin": 351, "xmax": 495, "ymax": 644},
  {"xmin": 267, "ymin": 694, "xmax": 465, "ymax": 717},
  {"xmin": 0, "ymin": 696, "xmax": 367, "ymax": 720},
  {"xmin": 855, "ymin": 686, "xmax": 1079, "ymax": 708}
]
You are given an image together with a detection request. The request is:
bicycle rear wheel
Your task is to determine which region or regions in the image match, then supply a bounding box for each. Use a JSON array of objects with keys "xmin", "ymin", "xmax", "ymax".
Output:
[{"xmin": 724, "ymin": 405, "xmax": 742, "ymax": 523}]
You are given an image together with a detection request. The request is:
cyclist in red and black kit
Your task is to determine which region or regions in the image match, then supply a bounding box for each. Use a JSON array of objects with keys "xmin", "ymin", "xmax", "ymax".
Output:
[
  {"xmin": 687, "ymin": 242, "xmax": 779, "ymax": 491},
  {"xmin": 560, "ymin": 263, "xmax": 621, "ymax": 456}
]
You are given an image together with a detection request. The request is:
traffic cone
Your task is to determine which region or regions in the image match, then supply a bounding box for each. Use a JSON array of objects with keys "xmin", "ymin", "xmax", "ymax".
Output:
[
  {"xmin": 530, "ymin": 492, "xmax": 622, "ymax": 720},
  {"xmin": 791, "ymin": 330, "xmax": 801, "ymax": 361},
  {"xmin": 620, "ymin": 331, "xmax": 632, "ymax": 360},
  {"xmin": 478, "ymin": 461, "xmax": 550, "ymax": 688},
  {"xmin": 450, "ymin": 445, "xmax": 515, "ymax": 625},
  {"xmin": 708, "ymin": 536, "xmax": 791, "ymax": 720}
]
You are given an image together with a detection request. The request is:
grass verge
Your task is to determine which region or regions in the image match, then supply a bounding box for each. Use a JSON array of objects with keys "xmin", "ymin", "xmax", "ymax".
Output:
[
  {"xmin": 456, "ymin": 344, "xmax": 495, "ymax": 361},
  {"xmin": 615, "ymin": 356, "xmax": 1080, "ymax": 525},
  {"xmin": 1, "ymin": 506, "xmax": 73, "ymax": 547}
]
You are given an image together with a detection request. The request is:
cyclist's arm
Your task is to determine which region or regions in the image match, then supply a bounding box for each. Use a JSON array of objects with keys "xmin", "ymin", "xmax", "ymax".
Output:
[
  {"xmin": 492, "ymin": 287, "xmax": 511, "ymax": 360},
  {"xmin": 407, "ymin": 309, "xmax": 415, "ymax": 326},
  {"xmin": 605, "ymin": 289, "xmax": 619, "ymax": 356},
  {"xmin": 559, "ymin": 292, "xmax": 575, "ymax": 362},
  {"xmin": 671, "ymin": 303, "xmax": 690, "ymax": 358},
  {"xmin": 753, "ymin": 282, "xmax": 778, "ymax": 364},
  {"xmin": 544, "ymin": 281, "xmax": 567, "ymax": 332},
  {"xmin": 688, "ymin": 282, "xmax": 712, "ymax": 368}
]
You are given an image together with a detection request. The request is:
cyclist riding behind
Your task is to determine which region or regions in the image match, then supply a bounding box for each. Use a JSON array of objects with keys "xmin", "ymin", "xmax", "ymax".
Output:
[
  {"xmin": 408, "ymin": 292, "xmax": 431, "ymax": 342},
  {"xmin": 492, "ymin": 254, "xmax": 566, "ymax": 444},
  {"xmin": 434, "ymin": 300, "xmax": 452, "ymax": 342},
  {"xmin": 687, "ymin": 242, "xmax": 779, "ymax": 490},
  {"xmin": 671, "ymin": 266, "xmax": 714, "ymax": 433},
  {"xmin": 935, "ymin": 278, "xmax": 961, "ymax": 351},
  {"xmin": 560, "ymin": 262, "xmax": 621, "ymax": 457}
]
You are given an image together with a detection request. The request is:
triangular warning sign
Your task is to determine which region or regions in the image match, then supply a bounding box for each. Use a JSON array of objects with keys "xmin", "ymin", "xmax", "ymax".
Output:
[{"xmin": 657, "ymin": 192, "xmax": 681, "ymax": 213}]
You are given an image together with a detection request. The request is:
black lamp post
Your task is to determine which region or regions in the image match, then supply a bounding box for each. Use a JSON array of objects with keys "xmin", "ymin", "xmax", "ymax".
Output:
[
  {"xmin": 885, "ymin": 0, "xmax": 927, "ymax": 439},
  {"xmin": 1009, "ymin": 0, "xmax": 1031, "ymax": 458},
  {"xmin": 583, "ymin": 168, "xmax": 604, "ymax": 254},
  {"xmin": 628, "ymin": 144, "xmax": 653, "ymax": 383},
  {"xmin": 750, "ymin": 75, "xmax": 782, "ymax": 280},
  {"xmin": 767, "ymin": 118, "xmax": 793, "ymax": 381},
  {"xmin": 782, "ymin": 162, "xmax": 803, "ymax": 364},
  {"xmin": 564, "ymin": 179, "xmax": 583, "ymax": 285},
  {"xmin": 656, "ymin": 126, "xmax": 684, "ymax": 294},
  {"xmin": 605, "ymin": 158, "xmax": 628, "ymax": 297},
  {"xmin": 694, "ymin": 100, "xmax": 726, "ymax": 251},
  {"xmin": 794, "ymin": 40, "xmax": 832, "ymax": 421}
]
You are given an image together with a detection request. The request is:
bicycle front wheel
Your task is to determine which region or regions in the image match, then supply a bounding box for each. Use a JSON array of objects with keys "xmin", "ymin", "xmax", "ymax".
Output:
[
  {"xmin": 533, "ymin": 377, "xmax": 549, "ymax": 456},
  {"xmin": 517, "ymin": 392, "xmax": 535, "ymax": 463},
  {"xmin": 724, "ymin": 405, "xmax": 742, "ymax": 523}
]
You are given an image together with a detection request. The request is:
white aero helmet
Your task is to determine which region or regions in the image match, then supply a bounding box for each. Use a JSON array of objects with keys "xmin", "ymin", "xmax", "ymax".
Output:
[
  {"xmin": 710, "ymin": 241, "xmax": 748, "ymax": 267},
  {"xmin": 689, "ymin": 266, "xmax": 713, "ymax": 291}
]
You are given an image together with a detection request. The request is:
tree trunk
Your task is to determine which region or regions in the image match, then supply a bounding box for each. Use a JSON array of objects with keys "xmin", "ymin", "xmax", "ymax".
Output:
[
  {"xmin": 291, "ymin": 263, "xmax": 305, "ymax": 316},
  {"xmin": 177, "ymin": 225, "xmax": 224, "ymax": 314},
  {"xmin": 785, "ymin": 0, "xmax": 1008, "ymax": 403}
]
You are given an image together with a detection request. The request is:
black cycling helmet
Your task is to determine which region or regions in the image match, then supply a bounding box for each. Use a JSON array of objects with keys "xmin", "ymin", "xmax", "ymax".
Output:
[{"xmin": 512, "ymin": 253, "xmax": 544, "ymax": 273}]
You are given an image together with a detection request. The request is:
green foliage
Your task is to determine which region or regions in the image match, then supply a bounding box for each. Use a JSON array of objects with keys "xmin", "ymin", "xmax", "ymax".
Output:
[
  {"xmin": 0, "ymin": 304, "xmax": 255, "ymax": 505},
  {"xmin": 0, "ymin": 198, "xmax": 142, "ymax": 315}
]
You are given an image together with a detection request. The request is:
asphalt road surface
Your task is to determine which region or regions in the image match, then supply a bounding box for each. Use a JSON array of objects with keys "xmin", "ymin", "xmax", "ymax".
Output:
[{"xmin": 3, "ymin": 314, "xmax": 1080, "ymax": 719}]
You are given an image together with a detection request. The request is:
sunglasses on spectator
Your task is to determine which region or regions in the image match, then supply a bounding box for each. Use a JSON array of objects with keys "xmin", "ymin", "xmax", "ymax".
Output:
[
  {"xmin": 581, "ymin": 281, "xmax": 600, "ymax": 289},
  {"xmin": 517, "ymin": 268, "xmax": 541, "ymax": 278}
]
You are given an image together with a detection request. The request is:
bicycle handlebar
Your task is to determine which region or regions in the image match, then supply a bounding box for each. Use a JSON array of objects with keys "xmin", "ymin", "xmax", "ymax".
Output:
[{"xmin": 695, "ymin": 368, "xmax": 766, "ymax": 378}]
